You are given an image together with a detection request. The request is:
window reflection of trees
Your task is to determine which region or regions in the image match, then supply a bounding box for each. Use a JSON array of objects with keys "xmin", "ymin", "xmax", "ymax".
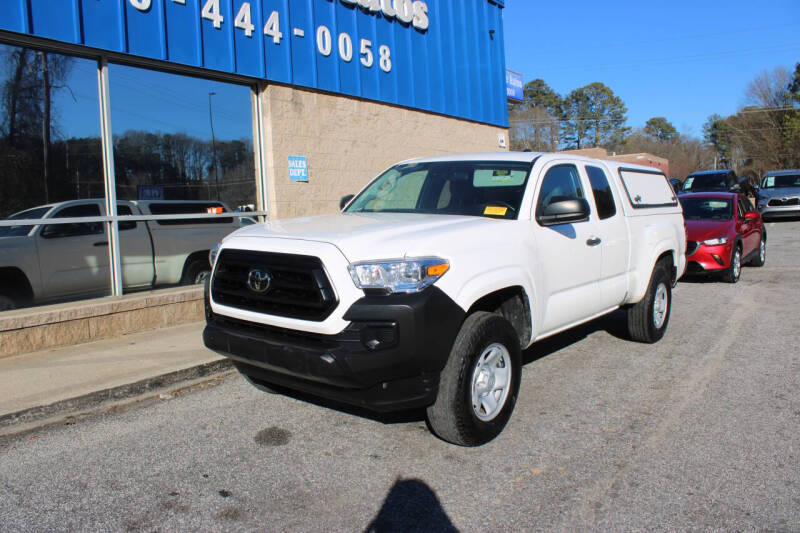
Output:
[
  {"xmin": 1, "ymin": 43, "xmax": 257, "ymax": 220},
  {"xmin": 1, "ymin": 45, "xmax": 103, "ymax": 218},
  {"xmin": 113, "ymin": 130, "xmax": 255, "ymax": 208}
]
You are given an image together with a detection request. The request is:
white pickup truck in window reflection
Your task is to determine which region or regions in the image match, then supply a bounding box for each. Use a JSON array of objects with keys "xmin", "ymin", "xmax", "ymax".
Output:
[{"xmin": 0, "ymin": 199, "xmax": 245, "ymax": 311}]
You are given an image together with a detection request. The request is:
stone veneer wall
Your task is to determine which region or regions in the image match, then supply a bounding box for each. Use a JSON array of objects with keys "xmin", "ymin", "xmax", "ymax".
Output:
[
  {"xmin": 259, "ymin": 85, "xmax": 509, "ymax": 218},
  {"xmin": 0, "ymin": 287, "xmax": 203, "ymax": 359}
]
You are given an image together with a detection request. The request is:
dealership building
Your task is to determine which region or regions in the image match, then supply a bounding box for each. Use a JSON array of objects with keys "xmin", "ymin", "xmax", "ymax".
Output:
[{"xmin": 0, "ymin": 0, "xmax": 510, "ymax": 354}]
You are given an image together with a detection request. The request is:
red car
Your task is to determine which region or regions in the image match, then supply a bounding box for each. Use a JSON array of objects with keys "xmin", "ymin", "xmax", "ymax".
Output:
[{"xmin": 680, "ymin": 192, "xmax": 766, "ymax": 282}]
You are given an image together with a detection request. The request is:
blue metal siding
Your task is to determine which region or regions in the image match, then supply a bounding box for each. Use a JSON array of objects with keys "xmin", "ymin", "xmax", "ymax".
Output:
[{"xmin": 0, "ymin": 0, "xmax": 508, "ymax": 127}]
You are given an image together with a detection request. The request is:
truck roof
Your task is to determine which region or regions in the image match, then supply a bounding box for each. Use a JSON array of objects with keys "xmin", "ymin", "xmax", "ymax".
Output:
[
  {"xmin": 687, "ymin": 169, "xmax": 734, "ymax": 176},
  {"xmin": 399, "ymin": 152, "xmax": 666, "ymax": 174},
  {"xmin": 764, "ymin": 169, "xmax": 800, "ymax": 176}
]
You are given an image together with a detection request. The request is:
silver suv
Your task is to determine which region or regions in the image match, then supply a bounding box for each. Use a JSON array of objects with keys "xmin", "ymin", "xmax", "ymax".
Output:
[{"xmin": 757, "ymin": 170, "xmax": 800, "ymax": 220}]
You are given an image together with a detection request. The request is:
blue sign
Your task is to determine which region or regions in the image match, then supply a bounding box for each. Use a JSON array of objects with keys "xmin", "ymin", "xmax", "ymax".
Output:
[
  {"xmin": 288, "ymin": 155, "xmax": 308, "ymax": 182},
  {"xmin": 0, "ymin": 0, "xmax": 509, "ymax": 127},
  {"xmin": 138, "ymin": 185, "xmax": 165, "ymax": 200},
  {"xmin": 506, "ymin": 70, "xmax": 523, "ymax": 101}
]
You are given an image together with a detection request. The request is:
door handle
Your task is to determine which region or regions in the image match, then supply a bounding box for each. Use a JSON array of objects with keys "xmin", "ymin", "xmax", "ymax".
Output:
[
  {"xmin": 93, "ymin": 241, "xmax": 108, "ymax": 247},
  {"xmin": 586, "ymin": 236, "xmax": 602, "ymax": 246}
]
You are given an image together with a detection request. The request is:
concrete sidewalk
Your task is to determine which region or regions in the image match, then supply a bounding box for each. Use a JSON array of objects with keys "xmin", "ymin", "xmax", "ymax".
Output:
[{"xmin": 0, "ymin": 322, "xmax": 231, "ymax": 432}]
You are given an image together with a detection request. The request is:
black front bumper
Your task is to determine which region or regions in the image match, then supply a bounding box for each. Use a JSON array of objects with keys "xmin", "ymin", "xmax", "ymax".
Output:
[{"xmin": 203, "ymin": 285, "xmax": 465, "ymax": 412}]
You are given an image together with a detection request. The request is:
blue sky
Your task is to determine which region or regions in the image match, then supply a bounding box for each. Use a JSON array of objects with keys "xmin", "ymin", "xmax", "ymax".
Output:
[{"xmin": 502, "ymin": 0, "xmax": 800, "ymax": 137}]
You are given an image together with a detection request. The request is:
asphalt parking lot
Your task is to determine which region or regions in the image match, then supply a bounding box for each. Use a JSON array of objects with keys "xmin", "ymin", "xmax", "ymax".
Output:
[{"xmin": 1, "ymin": 220, "xmax": 799, "ymax": 532}]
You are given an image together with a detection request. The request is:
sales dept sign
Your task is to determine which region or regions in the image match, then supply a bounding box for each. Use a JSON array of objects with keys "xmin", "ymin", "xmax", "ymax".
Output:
[{"xmin": 288, "ymin": 156, "xmax": 309, "ymax": 182}]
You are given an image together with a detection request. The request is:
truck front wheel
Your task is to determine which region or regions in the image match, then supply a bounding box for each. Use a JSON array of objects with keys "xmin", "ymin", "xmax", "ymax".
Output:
[
  {"xmin": 182, "ymin": 258, "xmax": 211, "ymax": 285},
  {"xmin": 627, "ymin": 259, "xmax": 671, "ymax": 343},
  {"xmin": 0, "ymin": 294, "xmax": 16, "ymax": 312},
  {"xmin": 426, "ymin": 312, "xmax": 521, "ymax": 446}
]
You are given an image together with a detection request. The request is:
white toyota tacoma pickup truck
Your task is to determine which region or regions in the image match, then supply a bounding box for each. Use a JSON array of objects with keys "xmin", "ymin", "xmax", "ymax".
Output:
[{"xmin": 204, "ymin": 152, "xmax": 686, "ymax": 445}]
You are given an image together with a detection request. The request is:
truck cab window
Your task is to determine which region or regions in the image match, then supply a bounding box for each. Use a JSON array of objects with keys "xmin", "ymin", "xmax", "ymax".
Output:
[
  {"xmin": 585, "ymin": 165, "xmax": 617, "ymax": 220},
  {"xmin": 117, "ymin": 205, "xmax": 137, "ymax": 231},
  {"xmin": 537, "ymin": 164, "xmax": 585, "ymax": 212},
  {"xmin": 41, "ymin": 204, "xmax": 103, "ymax": 239}
]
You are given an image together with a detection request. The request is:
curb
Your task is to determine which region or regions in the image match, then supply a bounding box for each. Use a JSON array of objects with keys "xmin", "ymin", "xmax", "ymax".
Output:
[{"xmin": 0, "ymin": 359, "xmax": 234, "ymax": 433}]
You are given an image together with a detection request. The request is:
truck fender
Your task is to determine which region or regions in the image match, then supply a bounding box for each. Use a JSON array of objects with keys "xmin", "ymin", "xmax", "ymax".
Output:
[
  {"xmin": 447, "ymin": 266, "xmax": 537, "ymax": 347},
  {"xmin": 626, "ymin": 243, "xmax": 677, "ymax": 305}
]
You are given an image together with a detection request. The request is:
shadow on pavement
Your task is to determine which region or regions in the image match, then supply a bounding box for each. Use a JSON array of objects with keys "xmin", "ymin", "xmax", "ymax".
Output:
[
  {"xmin": 255, "ymin": 380, "xmax": 427, "ymax": 425},
  {"xmin": 521, "ymin": 308, "xmax": 630, "ymax": 366},
  {"xmin": 364, "ymin": 478, "xmax": 459, "ymax": 533}
]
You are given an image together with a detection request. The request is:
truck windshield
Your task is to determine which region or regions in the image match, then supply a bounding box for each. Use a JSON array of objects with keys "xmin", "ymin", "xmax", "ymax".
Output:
[
  {"xmin": 682, "ymin": 173, "xmax": 728, "ymax": 192},
  {"xmin": 679, "ymin": 197, "xmax": 733, "ymax": 220},
  {"xmin": 761, "ymin": 175, "xmax": 800, "ymax": 188},
  {"xmin": 0, "ymin": 206, "xmax": 52, "ymax": 237},
  {"xmin": 345, "ymin": 161, "xmax": 532, "ymax": 219}
]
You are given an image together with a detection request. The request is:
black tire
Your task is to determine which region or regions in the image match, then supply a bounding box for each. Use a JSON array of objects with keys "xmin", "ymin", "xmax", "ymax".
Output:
[
  {"xmin": 627, "ymin": 259, "xmax": 672, "ymax": 343},
  {"xmin": 182, "ymin": 259, "xmax": 211, "ymax": 285},
  {"xmin": 750, "ymin": 233, "xmax": 766, "ymax": 267},
  {"xmin": 722, "ymin": 244, "xmax": 742, "ymax": 283},
  {"xmin": 426, "ymin": 312, "xmax": 521, "ymax": 447},
  {"xmin": 0, "ymin": 293, "xmax": 16, "ymax": 312}
]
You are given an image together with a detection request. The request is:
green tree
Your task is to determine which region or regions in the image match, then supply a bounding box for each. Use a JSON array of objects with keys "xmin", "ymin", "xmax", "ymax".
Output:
[
  {"xmin": 521, "ymin": 78, "xmax": 563, "ymax": 115},
  {"xmin": 508, "ymin": 78, "xmax": 563, "ymax": 151},
  {"xmin": 702, "ymin": 113, "xmax": 733, "ymax": 168},
  {"xmin": 783, "ymin": 62, "xmax": 800, "ymax": 167},
  {"xmin": 643, "ymin": 117, "xmax": 677, "ymax": 143},
  {"xmin": 562, "ymin": 82, "xmax": 629, "ymax": 149}
]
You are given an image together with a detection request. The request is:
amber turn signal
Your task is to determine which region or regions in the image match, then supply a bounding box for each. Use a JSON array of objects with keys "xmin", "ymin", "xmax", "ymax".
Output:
[{"xmin": 426, "ymin": 263, "xmax": 450, "ymax": 277}]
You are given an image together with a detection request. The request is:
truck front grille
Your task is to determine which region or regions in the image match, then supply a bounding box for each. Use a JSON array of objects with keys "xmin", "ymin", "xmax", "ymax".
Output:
[
  {"xmin": 768, "ymin": 197, "xmax": 799, "ymax": 206},
  {"xmin": 211, "ymin": 249, "xmax": 338, "ymax": 321}
]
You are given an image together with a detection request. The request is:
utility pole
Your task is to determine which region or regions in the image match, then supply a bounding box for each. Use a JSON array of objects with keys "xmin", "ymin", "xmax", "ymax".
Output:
[
  {"xmin": 41, "ymin": 51, "xmax": 51, "ymax": 203},
  {"xmin": 208, "ymin": 91, "xmax": 220, "ymax": 200}
]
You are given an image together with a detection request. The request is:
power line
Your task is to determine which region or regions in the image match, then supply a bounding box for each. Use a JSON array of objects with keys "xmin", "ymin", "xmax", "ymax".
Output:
[
  {"xmin": 542, "ymin": 42, "xmax": 800, "ymax": 73},
  {"xmin": 535, "ymin": 22, "xmax": 800, "ymax": 56}
]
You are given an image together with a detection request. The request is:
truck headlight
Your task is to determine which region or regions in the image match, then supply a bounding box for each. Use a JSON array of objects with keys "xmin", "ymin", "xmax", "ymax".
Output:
[
  {"xmin": 209, "ymin": 243, "xmax": 221, "ymax": 267},
  {"xmin": 701, "ymin": 237, "xmax": 729, "ymax": 246},
  {"xmin": 348, "ymin": 257, "xmax": 450, "ymax": 294}
]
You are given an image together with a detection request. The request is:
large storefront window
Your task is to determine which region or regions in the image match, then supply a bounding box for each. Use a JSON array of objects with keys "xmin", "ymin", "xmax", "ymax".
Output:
[
  {"xmin": 108, "ymin": 64, "xmax": 255, "ymax": 208},
  {"xmin": 108, "ymin": 64, "xmax": 256, "ymax": 292},
  {"xmin": 0, "ymin": 42, "xmax": 261, "ymax": 313},
  {"xmin": 0, "ymin": 44, "xmax": 109, "ymax": 310}
]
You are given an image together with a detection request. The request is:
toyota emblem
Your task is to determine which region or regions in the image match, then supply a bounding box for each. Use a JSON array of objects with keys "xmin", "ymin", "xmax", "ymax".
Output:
[{"xmin": 247, "ymin": 269, "xmax": 272, "ymax": 294}]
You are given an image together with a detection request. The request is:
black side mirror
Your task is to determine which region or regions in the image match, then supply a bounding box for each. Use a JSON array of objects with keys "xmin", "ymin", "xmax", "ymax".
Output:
[
  {"xmin": 340, "ymin": 194, "xmax": 355, "ymax": 210},
  {"xmin": 536, "ymin": 197, "xmax": 590, "ymax": 226}
]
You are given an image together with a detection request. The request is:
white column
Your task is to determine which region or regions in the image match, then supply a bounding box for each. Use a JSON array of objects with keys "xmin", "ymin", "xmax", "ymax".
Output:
[{"xmin": 97, "ymin": 57, "xmax": 123, "ymax": 297}]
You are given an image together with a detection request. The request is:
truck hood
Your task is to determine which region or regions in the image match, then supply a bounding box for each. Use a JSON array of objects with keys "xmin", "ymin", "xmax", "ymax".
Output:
[
  {"xmin": 685, "ymin": 219, "xmax": 733, "ymax": 242},
  {"xmin": 228, "ymin": 213, "xmax": 506, "ymax": 262},
  {"xmin": 759, "ymin": 187, "xmax": 800, "ymax": 198}
]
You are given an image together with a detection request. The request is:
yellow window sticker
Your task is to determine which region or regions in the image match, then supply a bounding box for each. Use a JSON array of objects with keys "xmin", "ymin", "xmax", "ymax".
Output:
[{"xmin": 484, "ymin": 206, "xmax": 508, "ymax": 216}]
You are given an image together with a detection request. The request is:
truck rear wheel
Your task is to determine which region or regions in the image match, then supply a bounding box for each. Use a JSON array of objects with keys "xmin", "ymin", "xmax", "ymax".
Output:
[
  {"xmin": 627, "ymin": 259, "xmax": 671, "ymax": 343},
  {"xmin": 426, "ymin": 312, "xmax": 521, "ymax": 446}
]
